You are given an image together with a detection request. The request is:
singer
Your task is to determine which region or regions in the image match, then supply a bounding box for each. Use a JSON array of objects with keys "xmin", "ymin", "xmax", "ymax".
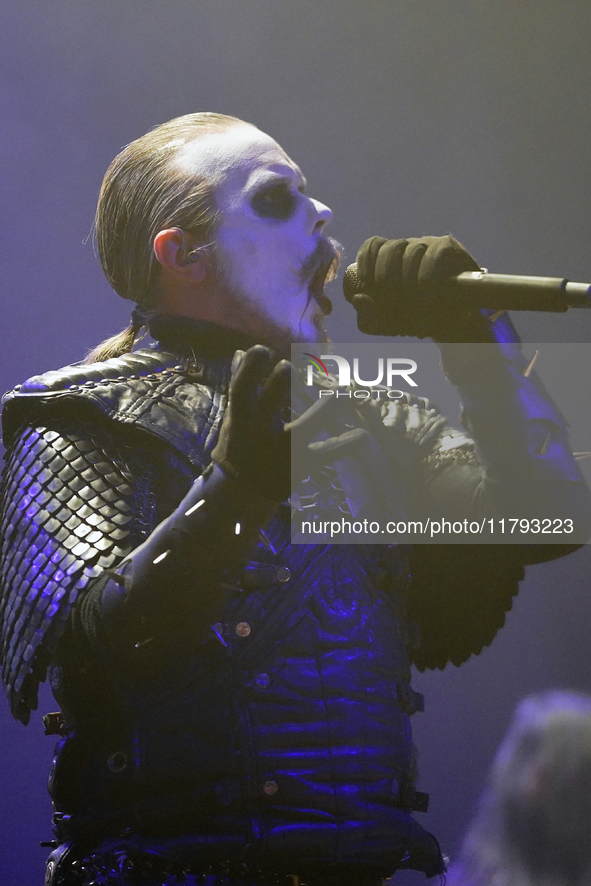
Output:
[{"xmin": 1, "ymin": 113, "xmax": 589, "ymax": 886}]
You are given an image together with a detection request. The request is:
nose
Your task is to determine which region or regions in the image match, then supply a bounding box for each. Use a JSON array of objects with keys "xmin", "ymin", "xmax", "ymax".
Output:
[{"xmin": 309, "ymin": 197, "xmax": 333, "ymax": 232}]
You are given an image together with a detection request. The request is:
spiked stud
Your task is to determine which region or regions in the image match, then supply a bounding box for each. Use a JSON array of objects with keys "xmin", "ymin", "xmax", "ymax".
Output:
[
  {"xmin": 523, "ymin": 350, "xmax": 540, "ymax": 378},
  {"xmin": 537, "ymin": 434, "xmax": 551, "ymax": 456}
]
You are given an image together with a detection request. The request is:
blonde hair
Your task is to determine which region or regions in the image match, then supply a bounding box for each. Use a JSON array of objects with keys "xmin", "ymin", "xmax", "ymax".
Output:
[{"xmin": 87, "ymin": 112, "xmax": 242, "ymax": 363}]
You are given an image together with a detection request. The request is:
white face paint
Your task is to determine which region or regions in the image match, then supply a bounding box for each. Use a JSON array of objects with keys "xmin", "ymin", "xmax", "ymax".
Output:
[{"xmin": 175, "ymin": 124, "xmax": 336, "ymax": 346}]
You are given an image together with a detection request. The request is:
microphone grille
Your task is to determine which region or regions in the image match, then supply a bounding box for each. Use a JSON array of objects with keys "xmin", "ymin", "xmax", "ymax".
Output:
[{"xmin": 343, "ymin": 262, "xmax": 362, "ymax": 301}]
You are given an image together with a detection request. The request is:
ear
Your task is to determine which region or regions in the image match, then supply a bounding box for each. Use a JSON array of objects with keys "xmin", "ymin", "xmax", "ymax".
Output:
[{"xmin": 153, "ymin": 227, "xmax": 208, "ymax": 283}]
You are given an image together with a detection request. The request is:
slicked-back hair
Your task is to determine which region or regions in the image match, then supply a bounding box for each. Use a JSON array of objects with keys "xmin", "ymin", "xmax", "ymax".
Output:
[
  {"xmin": 87, "ymin": 112, "xmax": 243, "ymax": 363},
  {"xmin": 95, "ymin": 111, "xmax": 242, "ymax": 307}
]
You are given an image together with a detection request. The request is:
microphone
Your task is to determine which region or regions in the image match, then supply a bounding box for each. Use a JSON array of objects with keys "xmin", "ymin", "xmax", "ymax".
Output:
[{"xmin": 342, "ymin": 265, "xmax": 591, "ymax": 312}]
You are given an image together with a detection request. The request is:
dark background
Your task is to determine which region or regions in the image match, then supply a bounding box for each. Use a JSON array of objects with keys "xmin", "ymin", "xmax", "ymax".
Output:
[{"xmin": 1, "ymin": 2, "xmax": 591, "ymax": 882}]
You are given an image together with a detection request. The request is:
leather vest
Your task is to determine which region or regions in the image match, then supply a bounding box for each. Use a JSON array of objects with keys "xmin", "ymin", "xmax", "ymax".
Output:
[{"xmin": 1, "ymin": 341, "xmax": 436, "ymax": 873}]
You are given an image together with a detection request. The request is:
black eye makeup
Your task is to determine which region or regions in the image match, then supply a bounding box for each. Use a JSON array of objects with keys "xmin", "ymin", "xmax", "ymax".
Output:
[{"xmin": 250, "ymin": 181, "xmax": 299, "ymax": 220}]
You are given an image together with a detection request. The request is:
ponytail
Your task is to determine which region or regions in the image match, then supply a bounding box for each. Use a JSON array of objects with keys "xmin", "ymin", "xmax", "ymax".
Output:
[{"xmin": 84, "ymin": 304, "xmax": 150, "ymax": 364}]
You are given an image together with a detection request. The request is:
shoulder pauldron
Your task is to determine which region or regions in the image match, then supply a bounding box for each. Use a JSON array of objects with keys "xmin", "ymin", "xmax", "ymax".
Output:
[
  {"xmin": 0, "ymin": 348, "xmax": 228, "ymax": 722},
  {"xmin": 2, "ymin": 347, "xmax": 230, "ymax": 468}
]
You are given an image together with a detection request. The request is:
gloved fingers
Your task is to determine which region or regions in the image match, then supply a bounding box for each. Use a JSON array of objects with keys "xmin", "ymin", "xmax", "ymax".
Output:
[
  {"xmin": 349, "ymin": 395, "xmax": 388, "ymax": 436},
  {"xmin": 289, "ymin": 389, "xmax": 363, "ymax": 436},
  {"xmin": 373, "ymin": 238, "xmax": 408, "ymax": 292},
  {"xmin": 371, "ymin": 239, "xmax": 410, "ymax": 323},
  {"xmin": 401, "ymin": 238, "xmax": 431, "ymax": 291},
  {"xmin": 231, "ymin": 349, "xmax": 246, "ymax": 376},
  {"xmin": 307, "ymin": 427, "xmax": 373, "ymax": 462},
  {"xmin": 257, "ymin": 359, "xmax": 293, "ymax": 425},
  {"xmin": 355, "ymin": 236, "xmax": 388, "ymax": 294},
  {"xmin": 229, "ymin": 345, "xmax": 274, "ymax": 416},
  {"xmin": 417, "ymin": 235, "xmax": 481, "ymax": 290}
]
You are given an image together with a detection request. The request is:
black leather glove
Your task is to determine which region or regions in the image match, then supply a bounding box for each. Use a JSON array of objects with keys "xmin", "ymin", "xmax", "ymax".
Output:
[
  {"xmin": 211, "ymin": 345, "xmax": 293, "ymax": 501},
  {"xmin": 346, "ymin": 235, "xmax": 491, "ymax": 340}
]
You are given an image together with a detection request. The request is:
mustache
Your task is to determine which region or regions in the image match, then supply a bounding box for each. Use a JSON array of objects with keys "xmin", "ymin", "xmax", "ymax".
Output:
[
  {"xmin": 299, "ymin": 237, "xmax": 344, "ymax": 317},
  {"xmin": 299, "ymin": 236, "xmax": 343, "ymax": 286}
]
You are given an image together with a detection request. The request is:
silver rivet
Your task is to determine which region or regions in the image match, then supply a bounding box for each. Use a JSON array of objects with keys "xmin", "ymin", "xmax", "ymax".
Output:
[
  {"xmin": 255, "ymin": 673, "xmax": 270, "ymax": 690},
  {"xmin": 188, "ymin": 361, "xmax": 203, "ymax": 376},
  {"xmin": 263, "ymin": 779, "xmax": 278, "ymax": 796},
  {"xmin": 235, "ymin": 622, "xmax": 251, "ymax": 638},
  {"xmin": 107, "ymin": 751, "xmax": 128, "ymax": 773},
  {"xmin": 277, "ymin": 566, "xmax": 291, "ymax": 583}
]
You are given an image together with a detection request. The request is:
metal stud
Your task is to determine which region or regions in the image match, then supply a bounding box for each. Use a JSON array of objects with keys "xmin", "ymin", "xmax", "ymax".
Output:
[
  {"xmin": 235, "ymin": 622, "xmax": 251, "ymax": 637},
  {"xmin": 44, "ymin": 861, "xmax": 55, "ymax": 886},
  {"xmin": 276, "ymin": 566, "xmax": 291, "ymax": 583},
  {"xmin": 106, "ymin": 750, "xmax": 128, "ymax": 773},
  {"xmin": 263, "ymin": 779, "xmax": 279, "ymax": 795},
  {"xmin": 187, "ymin": 360, "xmax": 204, "ymax": 377}
]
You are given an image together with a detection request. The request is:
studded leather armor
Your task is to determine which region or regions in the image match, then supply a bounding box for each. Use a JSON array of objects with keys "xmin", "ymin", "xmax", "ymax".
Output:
[{"xmin": 1, "ymin": 320, "xmax": 589, "ymax": 883}]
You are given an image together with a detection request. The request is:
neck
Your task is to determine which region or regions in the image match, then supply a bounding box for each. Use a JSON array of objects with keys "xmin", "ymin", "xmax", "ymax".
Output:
[{"xmin": 148, "ymin": 314, "xmax": 273, "ymax": 361}]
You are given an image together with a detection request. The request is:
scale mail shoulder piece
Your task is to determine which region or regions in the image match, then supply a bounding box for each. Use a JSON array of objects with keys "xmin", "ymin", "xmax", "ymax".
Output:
[{"xmin": 0, "ymin": 348, "xmax": 228, "ymax": 723}]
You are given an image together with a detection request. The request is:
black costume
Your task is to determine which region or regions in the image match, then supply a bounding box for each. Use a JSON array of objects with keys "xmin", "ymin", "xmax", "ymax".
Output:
[{"xmin": 1, "ymin": 317, "xmax": 589, "ymax": 886}]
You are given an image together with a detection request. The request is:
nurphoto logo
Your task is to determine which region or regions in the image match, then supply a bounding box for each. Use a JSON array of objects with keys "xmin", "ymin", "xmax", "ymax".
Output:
[{"xmin": 303, "ymin": 353, "xmax": 418, "ymax": 399}]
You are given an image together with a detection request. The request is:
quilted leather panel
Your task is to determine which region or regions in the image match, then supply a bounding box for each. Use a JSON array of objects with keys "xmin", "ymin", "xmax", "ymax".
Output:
[{"xmin": 2, "ymin": 348, "xmax": 230, "ymax": 469}]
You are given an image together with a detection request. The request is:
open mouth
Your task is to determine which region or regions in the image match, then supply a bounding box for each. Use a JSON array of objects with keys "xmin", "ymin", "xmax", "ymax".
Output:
[
  {"xmin": 309, "ymin": 265, "xmax": 333, "ymax": 316},
  {"xmin": 302, "ymin": 237, "xmax": 343, "ymax": 316}
]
